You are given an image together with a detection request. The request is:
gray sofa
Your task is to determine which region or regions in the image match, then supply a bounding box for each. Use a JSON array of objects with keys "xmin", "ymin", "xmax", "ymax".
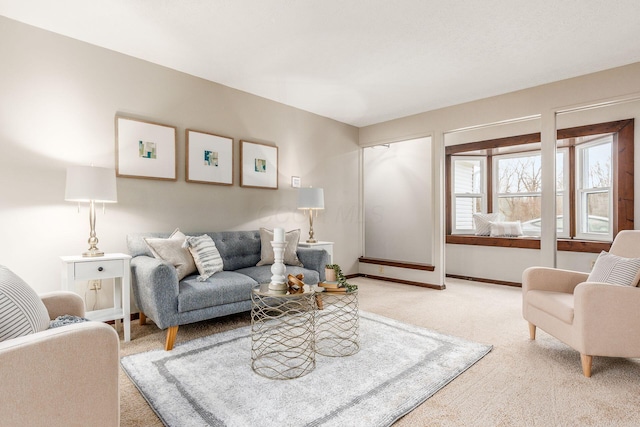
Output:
[{"xmin": 127, "ymin": 230, "xmax": 329, "ymax": 350}]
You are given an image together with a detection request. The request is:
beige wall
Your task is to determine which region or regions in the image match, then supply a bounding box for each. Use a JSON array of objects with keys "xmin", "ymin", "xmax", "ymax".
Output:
[
  {"xmin": 0, "ymin": 17, "xmax": 361, "ymax": 299},
  {"xmin": 360, "ymin": 62, "xmax": 640, "ymax": 284}
]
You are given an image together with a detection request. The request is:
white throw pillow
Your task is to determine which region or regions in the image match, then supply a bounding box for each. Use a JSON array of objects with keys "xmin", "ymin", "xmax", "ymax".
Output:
[
  {"xmin": 473, "ymin": 213, "xmax": 501, "ymax": 236},
  {"xmin": 0, "ymin": 266, "xmax": 50, "ymax": 342},
  {"xmin": 182, "ymin": 234, "xmax": 224, "ymax": 282},
  {"xmin": 587, "ymin": 251, "xmax": 640, "ymax": 287},
  {"xmin": 144, "ymin": 228, "xmax": 197, "ymax": 280},
  {"xmin": 256, "ymin": 228, "xmax": 304, "ymax": 267},
  {"xmin": 489, "ymin": 221, "xmax": 523, "ymax": 237}
]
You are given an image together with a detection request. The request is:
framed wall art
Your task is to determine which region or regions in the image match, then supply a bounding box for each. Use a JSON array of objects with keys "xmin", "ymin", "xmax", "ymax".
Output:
[
  {"xmin": 115, "ymin": 116, "xmax": 177, "ymax": 180},
  {"xmin": 240, "ymin": 140, "xmax": 278, "ymax": 189},
  {"xmin": 186, "ymin": 130, "xmax": 234, "ymax": 185}
]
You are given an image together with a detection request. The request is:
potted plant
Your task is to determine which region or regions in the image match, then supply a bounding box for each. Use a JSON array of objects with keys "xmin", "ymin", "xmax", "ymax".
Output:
[
  {"xmin": 325, "ymin": 264, "xmax": 339, "ymax": 282},
  {"xmin": 324, "ymin": 264, "xmax": 358, "ymax": 292}
]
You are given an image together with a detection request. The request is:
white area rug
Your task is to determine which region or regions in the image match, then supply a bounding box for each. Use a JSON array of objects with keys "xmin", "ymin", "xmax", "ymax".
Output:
[{"xmin": 121, "ymin": 311, "xmax": 492, "ymax": 427}]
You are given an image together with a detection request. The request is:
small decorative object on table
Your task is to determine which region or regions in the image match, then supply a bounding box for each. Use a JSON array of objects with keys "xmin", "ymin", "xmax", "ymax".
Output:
[
  {"xmin": 287, "ymin": 274, "xmax": 305, "ymax": 294},
  {"xmin": 322, "ymin": 264, "xmax": 358, "ymax": 293},
  {"xmin": 268, "ymin": 227, "xmax": 287, "ymax": 294}
]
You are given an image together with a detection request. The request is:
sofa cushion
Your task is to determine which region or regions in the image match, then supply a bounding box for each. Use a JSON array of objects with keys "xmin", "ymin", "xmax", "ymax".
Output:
[
  {"xmin": 256, "ymin": 228, "xmax": 303, "ymax": 266},
  {"xmin": 526, "ymin": 290, "xmax": 575, "ymax": 324},
  {"xmin": 0, "ymin": 266, "xmax": 51, "ymax": 342},
  {"xmin": 587, "ymin": 250, "xmax": 640, "ymax": 287},
  {"xmin": 178, "ymin": 271, "xmax": 258, "ymax": 313},
  {"xmin": 183, "ymin": 234, "xmax": 224, "ymax": 281},
  {"xmin": 236, "ymin": 265, "xmax": 320, "ymax": 285},
  {"xmin": 209, "ymin": 230, "xmax": 262, "ymax": 271},
  {"xmin": 144, "ymin": 228, "xmax": 197, "ymax": 280}
]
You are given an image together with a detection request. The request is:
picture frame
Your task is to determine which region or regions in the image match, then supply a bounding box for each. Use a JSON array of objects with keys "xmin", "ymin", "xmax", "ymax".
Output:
[
  {"xmin": 115, "ymin": 116, "xmax": 177, "ymax": 180},
  {"xmin": 240, "ymin": 140, "xmax": 278, "ymax": 189},
  {"xmin": 186, "ymin": 129, "xmax": 234, "ymax": 185}
]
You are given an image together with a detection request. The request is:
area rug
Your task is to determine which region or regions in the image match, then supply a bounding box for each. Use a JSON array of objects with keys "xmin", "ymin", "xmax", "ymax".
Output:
[{"xmin": 121, "ymin": 311, "xmax": 492, "ymax": 427}]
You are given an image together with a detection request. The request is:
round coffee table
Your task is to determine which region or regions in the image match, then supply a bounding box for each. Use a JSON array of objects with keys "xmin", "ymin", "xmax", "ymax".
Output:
[{"xmin": 250, "ymin": 288, "xmax": 316, "ymax": 380}]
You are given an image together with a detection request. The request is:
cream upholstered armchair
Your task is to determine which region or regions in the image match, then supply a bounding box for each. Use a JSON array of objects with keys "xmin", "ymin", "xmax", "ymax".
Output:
[
  {"xmin": 522, "ymin": 230, "xmax": 640, "ymax": 377},
  {"xmin": 0, "ymin": 266, "xmax": 120, "ymax": 426}
]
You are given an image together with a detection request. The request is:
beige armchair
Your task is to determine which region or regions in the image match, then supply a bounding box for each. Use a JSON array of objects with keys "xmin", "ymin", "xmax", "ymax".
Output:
[
  {"xmin": 522, "ymin": 230, "xmax": 640, "ymax": 377},
  {"xmin": 0, "ymin": 290, "xmax": 120, "ymax": 426}
]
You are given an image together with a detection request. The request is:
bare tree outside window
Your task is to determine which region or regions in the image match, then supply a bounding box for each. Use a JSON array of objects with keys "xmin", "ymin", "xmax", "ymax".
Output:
[{"xmin": 496, "ymin": 154, "xmax": 542, "ymax": 223}]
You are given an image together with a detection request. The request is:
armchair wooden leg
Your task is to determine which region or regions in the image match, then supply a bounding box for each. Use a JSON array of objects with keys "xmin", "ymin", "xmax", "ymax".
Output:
[
  {"xmin": 581, "ymin": 354, "xmax": 593, "ymax": 378},
  {"xmin": 165, "ymin": 326, "xmax": 179, "ymax": 351},
  {"xmin": 139, "ymin": 312, "xmax": 147, "ymax": 325},
  {"xmin": 528, "ymin": 322, "xmax": 536, "ymax": 340}
]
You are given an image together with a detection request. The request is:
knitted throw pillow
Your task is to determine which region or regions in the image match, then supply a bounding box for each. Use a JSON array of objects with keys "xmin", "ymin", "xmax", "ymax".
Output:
[{"xmin": 473, "ymin": 213, "xmax": 501, "ymax": 236}]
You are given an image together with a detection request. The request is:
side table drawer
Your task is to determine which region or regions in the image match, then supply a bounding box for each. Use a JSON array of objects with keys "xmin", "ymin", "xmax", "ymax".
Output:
[{"xmin": 74, "ymin": 259, "xmax": 124, "ymax": 281}]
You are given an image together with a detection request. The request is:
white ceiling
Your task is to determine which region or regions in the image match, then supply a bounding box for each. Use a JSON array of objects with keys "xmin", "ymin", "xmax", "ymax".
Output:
[{"xmin": 2, "ymin": 1, "xmax": 640, "ymax": 127}]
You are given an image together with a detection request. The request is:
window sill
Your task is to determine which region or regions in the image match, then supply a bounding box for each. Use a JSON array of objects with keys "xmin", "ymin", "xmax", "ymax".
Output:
[{"xmin": 446, "ymin": 235, "xmax": 611, "ymax": 253}]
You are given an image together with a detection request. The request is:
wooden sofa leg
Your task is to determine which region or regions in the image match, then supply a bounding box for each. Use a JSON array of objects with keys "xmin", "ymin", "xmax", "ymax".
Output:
[
  {"xmin": 165, "ymin": 326, "xmax": 179, "ymax": 351},
  {"xmin": 139, "ymin": 312, "xmax": 147, "ymax": 325},
  {"xmin": 528, "ymin": 322, "xmax": 536, "ymax": 340},
  {"xmin": 581, "ymin": 354, "xmax": 593, "ymax": 378}
]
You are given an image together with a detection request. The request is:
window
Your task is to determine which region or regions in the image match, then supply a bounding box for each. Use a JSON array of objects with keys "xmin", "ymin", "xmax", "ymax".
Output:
[
  {"xmin": 575, "ymin": 135, "xmax": 612, "ymax": 241},
  {"xmin": 494, "ymin": 151, "xmax": 542, "ymax": 228},
  {"xmin": 445, "ymin": 120, "xmax": 634, "ymax": 252},
  {"xmin": 451, "ymin": 157, "xmax": 485, "ymax": 233}
]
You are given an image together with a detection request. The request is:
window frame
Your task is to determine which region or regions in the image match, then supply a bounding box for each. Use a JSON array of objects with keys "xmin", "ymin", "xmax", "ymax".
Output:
[
  {"xmin": 445, "ymin": 119, "xmax": 634, "ymax": 253},
  {"xmin": 450, "ymin": 156, "xmax": 487, "ymax": 234},
  {"xmin": 575, "ymin": 136, "xmax": 613, "ymax": 241}
]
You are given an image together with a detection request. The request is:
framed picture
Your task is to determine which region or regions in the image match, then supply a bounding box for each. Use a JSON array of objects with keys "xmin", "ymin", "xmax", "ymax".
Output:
[
  {"xmin": 240, "ymin": 140, "xmax": 278, "ymax": 189},
  {"xmin": 115, "ymin": 116, "xmax": 177, "ymax": 180},
  {"xmin": 186, "ymin": 130, "xmax": 234, "ymax": 185}
]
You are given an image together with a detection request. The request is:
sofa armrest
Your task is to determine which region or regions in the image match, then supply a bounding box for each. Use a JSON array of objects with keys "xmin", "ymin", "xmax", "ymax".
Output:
[
  {"xmin": 522, "ymin": 266, "xmax": 589, "ymax": 294},
  {"xmin": 297, "ymin": 248, "xmax": 331, "ymax": 282},
  {"xmin": 0, "ymin": 322, "xmax": 119, "ymax": 426},
  {"xmin": 40, "ymin": 291, "xmax": 85, "ymax": 319},
  {"xmin": 574, "ymin": 282, "xmax": 640, "ymax": 356},
  {"xmin": 130, "ymin": 255, "xmax": 180, "ymax": 329}
]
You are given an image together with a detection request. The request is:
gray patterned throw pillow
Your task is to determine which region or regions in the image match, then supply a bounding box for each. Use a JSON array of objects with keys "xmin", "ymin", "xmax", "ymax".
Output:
[{"xmin": 183, "ymin": 235, "xmax": 224, "ymax": 281}]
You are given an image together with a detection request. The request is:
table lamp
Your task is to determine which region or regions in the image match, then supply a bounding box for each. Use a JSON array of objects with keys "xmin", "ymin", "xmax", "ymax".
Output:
[
  {"xmin": 65, "ymin": 165, "xmax": 118, "ymax": 257},
  {"xmin": 297, "ymin": 187, "xmax": 324, "ymax": 243}
]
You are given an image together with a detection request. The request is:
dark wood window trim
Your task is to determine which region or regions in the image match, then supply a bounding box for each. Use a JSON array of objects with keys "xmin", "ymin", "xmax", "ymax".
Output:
[{"xmin": 445, "ymin": 119, "xmax": 634, "ymax": 253}]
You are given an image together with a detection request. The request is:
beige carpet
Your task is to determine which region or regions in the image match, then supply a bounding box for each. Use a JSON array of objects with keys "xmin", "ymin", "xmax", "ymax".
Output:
[{"xmin": 119, "ymin": 277, "xmax": 640, "ymax": 426}]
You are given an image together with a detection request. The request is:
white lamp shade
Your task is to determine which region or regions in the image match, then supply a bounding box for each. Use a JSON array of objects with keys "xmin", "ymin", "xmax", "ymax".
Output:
[
  {"xmin": 297, "ymin": 187, "xmax": 324, "ymax": 209},
  {"xmin": 65, "ymin": 166, "xmax": 118, "ymax": 203}
]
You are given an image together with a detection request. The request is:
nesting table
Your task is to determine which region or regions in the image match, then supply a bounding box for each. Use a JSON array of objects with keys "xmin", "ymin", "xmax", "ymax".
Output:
[
  {"xmin": 251, "ymin": 288, "xmax": 317, "ymax": 380},
  {"xmin": 250, "ymin": 285, "xmax": 359, "ymax": 380}
]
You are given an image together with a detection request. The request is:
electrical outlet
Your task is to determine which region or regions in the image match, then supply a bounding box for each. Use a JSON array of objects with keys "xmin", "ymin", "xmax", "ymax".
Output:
[
  {"xmin": 378, "ymin": 266, "xmax": 385, "ymax": 274},
  {"xmin": 88, "ymin": 279, "xmax": 101, "ymax": 291}
]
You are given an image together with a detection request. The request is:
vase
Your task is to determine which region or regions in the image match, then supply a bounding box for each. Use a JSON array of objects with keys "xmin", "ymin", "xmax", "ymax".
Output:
[{"xmin": 325, "ymin": 268, "xmax": 337, "ymax": 282}]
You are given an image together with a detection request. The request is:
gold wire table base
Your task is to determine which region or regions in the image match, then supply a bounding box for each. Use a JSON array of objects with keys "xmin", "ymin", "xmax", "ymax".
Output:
[
  {"xmin": 251, "ymin": 290, "xmax": 316, "ymax": 380},
  {"xmin": 315, "ymin": 290, "xmax": 360, "ymax": 357}
]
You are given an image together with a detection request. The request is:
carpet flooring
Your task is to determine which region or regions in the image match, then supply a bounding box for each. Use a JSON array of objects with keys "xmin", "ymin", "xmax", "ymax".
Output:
[
  {"xmin": 121, "ymin": 311, "xmax": 490, "ymax": 426},
  {"xmin": 119, "ymin": 277, "xmax": 640, "ymax": 426}
]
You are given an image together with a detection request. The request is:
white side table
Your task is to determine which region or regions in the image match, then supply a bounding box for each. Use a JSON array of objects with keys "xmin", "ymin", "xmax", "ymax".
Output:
[
  {"xmin": 60, "ymin": 253, "xmax": 131, "ymax": 342},
  {"xmin": 298, "ymin": 241, "xmax": 334, "ymax": 264}
]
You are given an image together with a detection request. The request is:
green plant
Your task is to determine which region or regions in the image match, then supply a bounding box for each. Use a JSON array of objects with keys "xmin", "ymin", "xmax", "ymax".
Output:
[{"xmin": 325, "ymin": 264, "xmax": 358, "ymax": 292}]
